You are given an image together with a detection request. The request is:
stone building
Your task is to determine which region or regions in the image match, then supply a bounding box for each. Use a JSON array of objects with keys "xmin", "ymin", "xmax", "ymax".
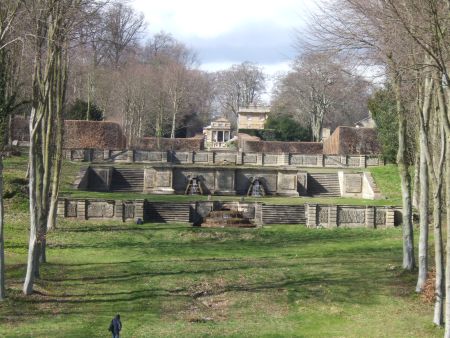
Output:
[
  {"xmin": 203, "ymin": 117, "xmax": 232, "ymax": 149},
  {"xmin": 237, "ymin": 105, "xmax": 270, "ymax": 130}
]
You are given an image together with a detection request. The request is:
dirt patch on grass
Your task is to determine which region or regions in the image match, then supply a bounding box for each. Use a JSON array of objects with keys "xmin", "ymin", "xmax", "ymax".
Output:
[{"xmin": 421, "ymin": 269, "xmax": 436, "ymax": 304}]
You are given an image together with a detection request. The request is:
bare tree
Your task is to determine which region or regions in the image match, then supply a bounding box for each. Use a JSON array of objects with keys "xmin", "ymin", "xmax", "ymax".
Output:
[
  {"xmin": 0, "ymin": 0, "xmax": 22, "ymax": 301},
  {"xmin": 101, "ymin": 2, "xmax": 145, "ymax": 68},
  {"xmin": 272, "ymin": 51, "xmax": 370, "ymax": 141},
  {"xmin": 23, "ymin": 0, "xmax": 87, "ymax": 296},
  {"xmin": 215, "ymin": 61, "xmax": 265, "ymax": 122}
]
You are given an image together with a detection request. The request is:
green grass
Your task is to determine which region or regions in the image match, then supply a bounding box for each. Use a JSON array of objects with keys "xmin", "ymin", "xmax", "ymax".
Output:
[
  {"xmin": 0, "ymin": 215, "xmax": 441, "ymax": 337},
  {"xmin": 369, "ymin": 165, "xmax": 402, "ymax": 206},
  {"xmin": 0, "ymin": 155, "xmax": 439, "ymax": 337},
  {"xmin": 2, "ymin": 153, "xmax": 404, "ymax": 207}
]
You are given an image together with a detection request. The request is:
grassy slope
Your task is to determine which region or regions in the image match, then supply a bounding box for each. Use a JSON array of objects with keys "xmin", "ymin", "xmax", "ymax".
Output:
[
  {"xmin": 2, "ymin": 155, "xmax": 432, "ymax": 337},
  {"xmin": 0, "ymin": 217, "xmax": 440, "ymax": 337}
]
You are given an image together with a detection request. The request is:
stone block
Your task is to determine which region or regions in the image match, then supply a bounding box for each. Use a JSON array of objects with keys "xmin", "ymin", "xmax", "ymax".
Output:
[
  {"xmin": 386, "ymin": 208, "xmax": 395, "ymax": 227},
  {"xmin": 194, "ymin": 152, "xmax": 208, "ymax": 163},
  {"xmin": 256, "ymin": 153, "xmax": 263, "ymax": 165},
  {"xmin": 306, "ymin": 204, "xmax": 318, "ymax": 228},
  {"xmin": 57, "ymin": 199, "xmax": 66, "ymax": 217},
  {"xmin": 263, "ymin": 154, "xmax": 278, "ymax": 165},
  {"xmin": 329, "ymin": 205, "xmax": 337, "ymax": 227},
  {"xmin": 344, "ymin": 174, "xmax": 362, "ymax": 193},
  {"xmin": 111, "ymin": 150, "xmax": 128, "ymax": 162},
  {"xmin": 297, "ymin": 172, "xmax": 308, "ymax": 196},
  {"xmin": 243, "ymin": 153, "xmax": 257, "ymax": 164},
  {"xmin": 215, "ymin": 153, "xmax": 236, "ymax": 165},
  {"xmin": 290, "ymin": 155, "xmax": 303, "ymax": 165},
  {"xmin": 65, "ymin": 200, "xmax": 78, "ymax": 218},
  {"xmin": 214, "ymin": 169, "xmax": 236, "ymax": 195},
  {"xmin": 365, "ymin": 206, "xmax": 375, "ymax": 228},
  {"xmin": 144, "ymin": 167, "xmax": 174, "ymax": 194},
  {"xmin": 236, "ymin": 152, "xmax": 243, "ymax": 165},
  {"xmin": 76, "ymin": 200, "xmax": 86, "ymax": 220},
  {"xmin": 276, "ymin": 171, "xmax": 299, "ymax": 197},
  {"xmin": 115, "ymin": 200, "xmax": 124, "ymax": 221},
  {"xmin": 337, "ymin": 207, "xmax": 366, "ymax": 227},
  {"xmin": 127, "ymin": 150, "xmax": 134, "ymax": 163},
  {"xmin": 87, "ymin": 200, "xmax": 114, "ymax": 218},
  {"xmin": 134, "ymin": 200, "xmax": 144, "ymax": 221}
]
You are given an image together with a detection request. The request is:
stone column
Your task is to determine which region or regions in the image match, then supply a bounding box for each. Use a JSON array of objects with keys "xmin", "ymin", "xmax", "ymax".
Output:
[
  {"xmin": 386, "ymin": 208, "xmax": 395, "ymax": 227},
  {"xmin": 208, "ymin": 151, "xmax": 215, "ymax": 164},
  {"xmin": 365, "ymin": 206, "xmax": 375, "ymax": 228},
  {"xmin": 57, "ymin": 198, "xmax": 66, "ymax": 218},
  {"xmin": 256, "ymin": 153, "xmax": 263, "ymax": 166},
  {"xmin": 134, "ymin": 200, "xmax": 144, "ymax": 222},
  {"xmin": 278, "ymin": 153, "xmax": 290, "ymax": 166},
  {"xmin": 127, "ymin": 150, "xmax": 134, "ymax": 163},
  {"xmin": 328, "ymin": 205, "xmax": 338, "ymax": 227},
  {"xmin": 236, "ymin": 151, "xmax": 243, "ymax": 165},
  {"xmin": 76, "ymin": 199, "xmax": 87, "ymax": 220},
  {"xmin": 306, "ymin": 204, "xmax": 318, "ymax": 228},
  {"xmin": 319, "ymin": 154, "xmax": 324, "ymax": 167},
  {"xmin": 359, "ymin": 155, "xmax": 367, "ymax": 168},
  {"xmin": 187, "ymin": 151, "xmax": 194, "ymax": 164},
  {"xmin": 114, "ymin": 200, "xmax": 123, "ymax": 221},
  {"xmin": 103, "ymin": 149, "xmax": 110, "ymax": 161}
]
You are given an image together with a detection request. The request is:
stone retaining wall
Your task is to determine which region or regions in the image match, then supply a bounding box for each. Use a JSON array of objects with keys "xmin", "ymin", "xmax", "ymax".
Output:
[
  {"xmin": 63, "ymin": 149, "xmax": 382, "ymax": 168},
  {"xmin": 305, "ymin": 204, "xmax": 399, "ymax": 228},
  {"xmin": 57, "ymin": 198, "xmax": 144, "ymax": 222},
  {"xmin": 57, "ymin": 198, "xmax": 400, "ymax": 228}
]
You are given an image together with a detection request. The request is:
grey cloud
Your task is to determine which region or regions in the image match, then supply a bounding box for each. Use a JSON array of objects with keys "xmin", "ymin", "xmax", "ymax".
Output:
[{"xmin": 184, "ymin": 22, "xmax": 297, "ymax": 65}]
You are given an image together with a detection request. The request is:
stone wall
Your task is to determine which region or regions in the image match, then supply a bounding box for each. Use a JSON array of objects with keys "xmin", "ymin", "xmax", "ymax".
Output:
[
  {"xmin": 57, "ymin": 198, "xmax": 400, "ymax": 228},
  {"xmin": 337, "ymin": 171, "xmax": 382, "ymax": 200},
  {"xmin": 79, "ymin": 165, "xmax": 379, "ymax": 199},
  {"xmin": 305, "ymin": 204, "xmax": 400, "ymax": 228},
  {"xmin": 63, "ymin": 149, "xmax": 382, "ymax": 168},
  {"xmin": 57, "ymin": 198, "xmax": 144, "ymax": 222}
]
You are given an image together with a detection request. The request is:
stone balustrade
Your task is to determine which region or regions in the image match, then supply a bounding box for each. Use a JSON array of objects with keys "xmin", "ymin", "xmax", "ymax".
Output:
[{"xmin": 63, "ymin": 149, "xmax": 383, "ymax": 168}]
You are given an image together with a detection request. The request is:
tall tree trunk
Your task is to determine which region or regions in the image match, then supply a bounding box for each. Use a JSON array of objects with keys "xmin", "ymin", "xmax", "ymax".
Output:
[
  {"xmin": 416, "ymin": 132, "xmax": 428, "ymax": 291},
  {"xmin": 47, "ymin": 50, "xmax": 66, "ymax": 231},
  {"xmin": 433, "ymin": 182, "xmax": 444, "ymax": 325},
  {"xmin": 393, "ymin": 78, "xmax": 415, "ymax": 270},
  {"xmin": 412, "ymin": 153, "xmax": 420, "ymax": 209},
  {"xmin": 23, "ymin": 108, "xmax": 40, "ymax": 295},
  {"xmin": 429, "ymin": 81, "xmax": 446, "ymax": 326},
  {"xmin": 444, "ymin": 137, "xmax": 450, "ymax": 337},
  {"xmin": 0, "ymin": 157, "xmax": 5, "ymax": 300},
  {"xmin": 416, "ymin": 75, "xmax": 433, "ymax": 292}
]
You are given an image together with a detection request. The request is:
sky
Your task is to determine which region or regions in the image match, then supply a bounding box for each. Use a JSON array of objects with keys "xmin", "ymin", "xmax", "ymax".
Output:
[{"xmin": 131, "ymin": 0, "xmax": 318, "ymax": 87}]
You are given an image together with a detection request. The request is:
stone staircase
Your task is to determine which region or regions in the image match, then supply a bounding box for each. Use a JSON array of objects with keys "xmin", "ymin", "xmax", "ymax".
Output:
[
  {"xmin": 110, "ymin": 168, "xmax": 144, "ymax": 192},
  {"xmin": 261, "ymin": 204, "xmax": 306, "ymax": 224},
  {"xmin": 144, "ymin": 202, "xmax": 191, "ymax": 223},
  {"xmin": 308, "ymin": 173, "xmax": 341, "ymax": 197}
]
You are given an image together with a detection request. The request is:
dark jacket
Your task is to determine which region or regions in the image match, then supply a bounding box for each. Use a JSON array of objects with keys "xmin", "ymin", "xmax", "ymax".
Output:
[{"xmin": 110, "ymin": 316, "xmax": 122, "ymax": 334}]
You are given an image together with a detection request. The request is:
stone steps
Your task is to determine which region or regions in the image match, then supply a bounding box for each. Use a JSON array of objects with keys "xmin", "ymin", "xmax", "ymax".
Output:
[
  {"xmin": 261, "ymin": 205, "xmax": 306, "ymax": 224},
  {"xmin": 110, "ymin": 168, "xmax": 144, "ymax": 192},
  {"xmin": 144, "ymin": 202, "xmax": 191, "ymax": 223},
  {"xmin": 308, "ymin": 173, "xmax": 341, "ymax": 197}
]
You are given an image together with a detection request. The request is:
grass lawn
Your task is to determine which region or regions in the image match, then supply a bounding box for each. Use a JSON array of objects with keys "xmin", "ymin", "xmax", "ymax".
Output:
[
  {"xmin": 1, "ymin": 154, "xmax": 430, "ymax": 337},
  {"xmin": 0, "ymin": 214, "xmax": 441, "ymax": 337}
]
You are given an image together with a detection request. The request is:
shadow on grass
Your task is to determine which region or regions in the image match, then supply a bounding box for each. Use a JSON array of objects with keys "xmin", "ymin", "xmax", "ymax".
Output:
[{"xmin": 1, "ymin": 224, "xmax": 409, "ymax": 330}]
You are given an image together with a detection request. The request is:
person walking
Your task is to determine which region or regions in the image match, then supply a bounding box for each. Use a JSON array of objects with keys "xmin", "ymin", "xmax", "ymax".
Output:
[{"xmin": 108, "ymin": 314, "xmax": 122, "ymax": 338}]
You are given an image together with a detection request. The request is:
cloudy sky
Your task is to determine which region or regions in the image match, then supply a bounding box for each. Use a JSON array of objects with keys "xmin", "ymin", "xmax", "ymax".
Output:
[{"xmin": 131, "ymin": 0, "xmax": 317, "ymax": 78}]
